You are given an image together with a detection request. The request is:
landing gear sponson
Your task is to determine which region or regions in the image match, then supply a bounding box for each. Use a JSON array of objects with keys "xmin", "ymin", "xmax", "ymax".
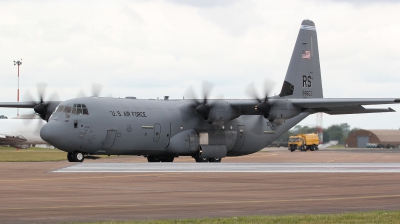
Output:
[{"xmin": 146, "ymin": 155, "xmax": 222, "ymax": 163}]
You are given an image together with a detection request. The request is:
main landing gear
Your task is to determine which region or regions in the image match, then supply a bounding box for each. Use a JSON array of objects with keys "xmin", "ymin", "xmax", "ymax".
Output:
[
  {"xmin": 67, "ymin": 151, "xmax": 85, "ymax": 162},
  {"xmin": 147, "ymin": 156, "xmax": 175, "ymax": 162},
  {"xmin": 193, "ymin": 153, "xmax": 222, "ymax": 163}
]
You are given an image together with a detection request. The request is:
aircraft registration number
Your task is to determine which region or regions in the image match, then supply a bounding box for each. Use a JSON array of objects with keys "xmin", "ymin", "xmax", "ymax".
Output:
[{"xmin": 302, "ymin": 90, "xmax": 312, "ymax": 97}]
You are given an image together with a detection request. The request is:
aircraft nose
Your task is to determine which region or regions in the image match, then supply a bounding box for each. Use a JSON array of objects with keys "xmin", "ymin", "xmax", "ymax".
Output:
[{"xmin": 40, "ymin": 121, "xmax": 65, "ymax": 146}]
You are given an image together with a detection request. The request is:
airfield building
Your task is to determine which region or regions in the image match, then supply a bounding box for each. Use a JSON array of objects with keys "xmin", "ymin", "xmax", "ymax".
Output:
[{"xmin": 345, "ymin": 129, "xmax": 400, "ymax": 148}]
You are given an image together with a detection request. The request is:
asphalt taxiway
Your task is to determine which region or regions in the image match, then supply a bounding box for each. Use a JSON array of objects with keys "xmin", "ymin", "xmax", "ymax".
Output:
[
  {"xmin": 1, "ymin": 148, "xmax": 400, "ymax": 223},
  {"xmin": 55, "ymin": 162, "xmax": 400, "ymax": 173}
]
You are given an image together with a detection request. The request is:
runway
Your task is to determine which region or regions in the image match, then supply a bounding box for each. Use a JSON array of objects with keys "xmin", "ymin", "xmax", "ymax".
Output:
[
  {"xmin": 2, "ymin": 148, "xmax": 400, "ymax": 223},
  {"xmin": 54, "ymin": 162, "xmax": 400, "ymax": 173}
]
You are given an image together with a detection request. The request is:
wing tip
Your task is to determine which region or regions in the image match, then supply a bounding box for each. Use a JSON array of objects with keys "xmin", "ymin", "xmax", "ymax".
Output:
[
  {"xmin": 389, "ymin": 107, "xmax": 396, "ymax": 112},
  {"xmin": 394, "ymin": 99, "xmax": 400, "ymax": 103}
]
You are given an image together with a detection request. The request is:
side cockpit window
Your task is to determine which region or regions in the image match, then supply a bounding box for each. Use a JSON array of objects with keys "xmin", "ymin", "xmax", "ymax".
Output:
[
  {"xmin": 55, "ymin": 106, "xmax": 65, "ymax": 112},
  {"xmin": 72, "ymin": 104, "xmax": 89, "ymax": 115},
  {"xmin": 63, "ymin": 106, "xmax": 72, "ymax": 113}
]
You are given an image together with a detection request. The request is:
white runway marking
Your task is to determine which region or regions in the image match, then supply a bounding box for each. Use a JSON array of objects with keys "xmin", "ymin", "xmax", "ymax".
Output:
[{"xmin": 53, "ymin": 163, "xmax": 400, "ymax": 173}]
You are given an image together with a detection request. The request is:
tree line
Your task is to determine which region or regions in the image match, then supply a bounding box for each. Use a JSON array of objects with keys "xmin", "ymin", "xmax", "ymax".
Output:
[{"xmin": 275, "ymin": 123, "xmax": 360, "ymax": 144}]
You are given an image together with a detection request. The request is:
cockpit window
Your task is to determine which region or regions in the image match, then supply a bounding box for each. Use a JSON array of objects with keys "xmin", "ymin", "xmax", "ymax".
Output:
[
  {"xmin": 71, "ymin": 104, "xmax": 89, "ymax": 115},
  {"xmin": 63, "ymin": 106, "xmax": 72, "ymax": 113},
  {"xmin": 82, "ymin": 105, "xmax": 89, "ymax": 115},
  {"xmin": 72, "ymin": 105, "xmax": 77, "ymax": 115},
  {"xmin": 55, "ymin": 106, "xmax": 64, "ymax": 112},
  {"xmin": 76, "ymin": 104, "xmax": 82, "ymax": 115}
]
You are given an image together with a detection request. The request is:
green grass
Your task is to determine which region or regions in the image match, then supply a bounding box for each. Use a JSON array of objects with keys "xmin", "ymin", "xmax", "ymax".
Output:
[
  {"xmin": 66, "ymin": 211, "xmax": 400, "ymax": 224},
  {"xmin": 327, "ymin": 144, "xmax": 346, "ymax": 149},
  {"xmin": 0, "ymin": 146, "xmax": 119, "ymax": 162},
  {"xmin": 0, "ymin": 146, "xmax": 66, "ymax": 162}
]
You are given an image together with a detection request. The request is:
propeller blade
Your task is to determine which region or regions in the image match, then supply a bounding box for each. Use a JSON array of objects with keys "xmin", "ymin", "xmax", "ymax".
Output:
[
  {"xmin": 183, "ymin": 86, "xmax": 201, "ymax": 105},
  {"xmin": 262, "ymin": 78, "xmax": 276, "ymax": 100},
  {"xmin": 244, "ymin": 82, "xmax": 262, "ymax": 103},
  {"xmin": 201, "ymin": 81, "xmax": 214, "ymax": 104},
  {"xmin": 37, "ymin": 82, "xmax": 47, "ymax": 104},
  {"xmin": 92, "ymin": 83, "xmax": 103, "ymax": 97},
  {"xmin": 76, "ymin": 88, "xmax": 86, "ymax": 98}
]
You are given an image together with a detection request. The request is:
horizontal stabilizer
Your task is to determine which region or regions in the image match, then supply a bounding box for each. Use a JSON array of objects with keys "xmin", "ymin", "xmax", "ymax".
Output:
[
  {"xmin": 317, "ymin": 106, "xmax": 395, "ymax": 115},
  {"xmin": 291, "ymin": 98, "xmax": 400, "ymax": 108}
]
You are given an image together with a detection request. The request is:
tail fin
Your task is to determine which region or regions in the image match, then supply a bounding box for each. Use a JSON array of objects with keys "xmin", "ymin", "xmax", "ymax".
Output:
[{"xmin": 279, "ymin": 20, "xmax": 323, "ymax": 99}]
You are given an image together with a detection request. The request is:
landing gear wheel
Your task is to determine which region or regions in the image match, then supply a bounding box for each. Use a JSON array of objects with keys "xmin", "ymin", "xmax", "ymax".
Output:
[
  {"xmin": 147, "ymin": 156, "xmax": 161, "ymax": 162},
  {"xmin": 67, "ymin": 152, "xmax": 74, "ymax": 162},
  {"xmin": 209, "ymin": 158, "xmax": 221, "ymax": 162},
  {"xmin": 195, "ymin": 157, "xmax": 209, "ymax": 162},
  {"xmin": 72, "ymin": 151, "xmax": 84, "ymax": 162}
]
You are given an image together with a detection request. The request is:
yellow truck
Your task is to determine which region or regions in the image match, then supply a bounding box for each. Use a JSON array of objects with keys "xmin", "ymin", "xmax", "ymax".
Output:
[{"xmin": 288, "ymin": 134, "xmax": 319, "ymax": 152}]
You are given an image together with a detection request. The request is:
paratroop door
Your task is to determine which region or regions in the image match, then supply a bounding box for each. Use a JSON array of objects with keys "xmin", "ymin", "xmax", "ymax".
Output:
[{"xmin": 102, "ymin": 130, "xmax": 117, "ymax": 149}]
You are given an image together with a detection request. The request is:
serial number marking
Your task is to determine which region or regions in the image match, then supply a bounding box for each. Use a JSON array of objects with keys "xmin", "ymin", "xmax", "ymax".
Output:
[
  {"xmin": 302, "ymin": 90, "xmax": 312, "ymax": 97},
  {"xmin": 110, "ymin": 111, "xmax": 147, "ymax": 117}
]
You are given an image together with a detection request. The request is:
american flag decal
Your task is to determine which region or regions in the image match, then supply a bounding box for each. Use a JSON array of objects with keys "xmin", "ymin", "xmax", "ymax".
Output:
[{"xmin": 302, "ymin": 50, "xmax": 310, "ymax": 59}]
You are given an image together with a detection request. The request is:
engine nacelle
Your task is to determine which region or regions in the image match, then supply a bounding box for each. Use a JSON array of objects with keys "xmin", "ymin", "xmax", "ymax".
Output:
[
  {"xmin": 268, "ymin": 99, "xmax": 302, "ymax": 124},
  {"xmin": 206, "ymin": 101, "xmax": 240, "ymax": 125}
]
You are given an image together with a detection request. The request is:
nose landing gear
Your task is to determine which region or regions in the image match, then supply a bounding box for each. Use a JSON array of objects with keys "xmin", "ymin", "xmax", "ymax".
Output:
[{"xmin": 67, "ymin": 151, "xmax": 85, "ymax": 162}]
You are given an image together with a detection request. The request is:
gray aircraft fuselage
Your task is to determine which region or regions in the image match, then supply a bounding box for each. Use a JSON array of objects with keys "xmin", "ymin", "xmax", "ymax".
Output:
[{"xmin": 43, "ymin": 97, "xmax": 308, "ymax": 157}]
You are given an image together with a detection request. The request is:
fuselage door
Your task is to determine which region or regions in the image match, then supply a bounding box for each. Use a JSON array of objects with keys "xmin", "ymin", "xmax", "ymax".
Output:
[
  {"xmin": 153, "ymin": 123, "xmax": 161, "ymax": 142},
  {"xmin": 232, "ymin": 125, "xmax": 245, "ymax": 150},
  {"xmin": 102, "ymin": 130, "xmax": 117, "ymax": 149}
]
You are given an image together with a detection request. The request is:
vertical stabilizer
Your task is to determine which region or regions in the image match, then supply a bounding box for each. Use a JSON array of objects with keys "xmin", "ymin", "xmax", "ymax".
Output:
[{"xmin": 279, "ymin": 20, "xmax": 323, "ymax": 99}]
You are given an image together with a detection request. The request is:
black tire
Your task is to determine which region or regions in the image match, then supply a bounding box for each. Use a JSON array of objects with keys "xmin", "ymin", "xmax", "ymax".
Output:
[
  {"xmin": 290, "ymin": 149, "xmax": 295, "ymax": 152},
  {"xmin": 67, "ymin": 152, "xmax": 74, "ymax": 162},
  {"xmin": 160, "ymin": 157, "xmax": 174, "ymax": 162},
  {"xmin": 209, "ymin": 158, "xmax": 221, "ymax": 162},
  {"xmin": 195, "ymin": 157, "xmax": 209, "ymax": 162},
  {"xmin": 311, "ymin": 145, "xmax": 315, "ymax": 151},
  {"xmin": 72, "ymin": 151, "xmax": 84, "ymax": 162},
  {"xmin": 301, "ymin": 146, "xmax": 305, "ymax": 151},
  {"xmin": 194, "ymin": 151, "xmax": 209, "ymax": 162},
  {"xmin": 147, "ymin": 156, "xmax": 160, "ymax": 162}
]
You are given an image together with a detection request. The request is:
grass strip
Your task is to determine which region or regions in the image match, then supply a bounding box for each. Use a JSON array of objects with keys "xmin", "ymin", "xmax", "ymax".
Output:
[{"xmin": 65, "ymin": 211, "xmax": 400, "ymax": 224}]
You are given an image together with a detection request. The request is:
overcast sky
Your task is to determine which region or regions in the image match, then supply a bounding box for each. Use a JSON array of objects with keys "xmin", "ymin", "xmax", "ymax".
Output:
[{"xmin": 1, "ymin": 0, "xmax": 400, "ymax": 130}]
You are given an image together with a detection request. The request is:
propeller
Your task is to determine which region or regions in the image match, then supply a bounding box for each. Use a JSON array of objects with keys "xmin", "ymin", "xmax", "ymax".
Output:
[
  {"xmin": 76, "ymin": 83, "xmax": 105, "ymax": 97},
  {"xmin": 22, "ymin": 83, "xmax": 60, "ymax": 123},
  {"xmin": 245, "ymin": 78, "xmax": 275, "ymax": 119},
  {"xmin": 184, "ymin": 81, "xmax": 215, "ymax": 120}
]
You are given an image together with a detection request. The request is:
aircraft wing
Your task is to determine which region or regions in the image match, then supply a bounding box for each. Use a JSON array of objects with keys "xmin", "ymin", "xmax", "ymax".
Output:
[
  {"xmin": 0, "ymin": 102, "xmax": 38, "ymax": 108},
  {"xmin": 0, "ymin": 133, "xmax": 27, "ymax": 144}
]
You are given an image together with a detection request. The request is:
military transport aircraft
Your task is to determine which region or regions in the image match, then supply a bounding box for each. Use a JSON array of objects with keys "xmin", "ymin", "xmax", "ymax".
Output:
[
  {"xmin": 0, "ymin": 114, "xmax": 46, "ymax": 149},
  {"xmin": 0, "ymin": 20, "xmax": 399, "ymax": 162}
]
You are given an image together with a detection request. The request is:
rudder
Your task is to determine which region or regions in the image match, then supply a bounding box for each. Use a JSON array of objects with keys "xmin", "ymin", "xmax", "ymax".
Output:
[{"xmin": 279, "ymin": 20, "xmax": 323, "ymax": 99}]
